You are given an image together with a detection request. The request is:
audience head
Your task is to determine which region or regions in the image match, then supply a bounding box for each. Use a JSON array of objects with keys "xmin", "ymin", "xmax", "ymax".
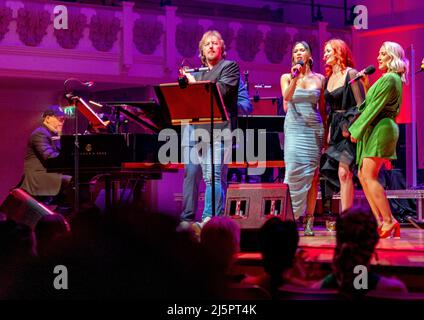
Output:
[
  {"xmin": 333, "ymin": 206, "xmax": 379, "ymax": 295},
  {"xmin": 201, "ymin": 216, "xmax": 240, "ymax": 274},
  {"xmin": 35, "ymin": 214, "xmax": 70, "ymax": 257},
  {"xmin": 0, "ymin": 220, "xmax": 36, "ymax": 263},
  {"xmin": 259, "ymin": 218, "xmax": 299, "ymax": 279}
]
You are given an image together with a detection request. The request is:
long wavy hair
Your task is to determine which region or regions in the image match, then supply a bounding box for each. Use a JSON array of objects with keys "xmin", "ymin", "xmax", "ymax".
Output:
[
  {"xmin": 324, "ymin": 39, "xmax": 355, "ymax": 77},
  {"xmin": 382, "ymin": 41, "xmax": 409, "ymax": 84},
  {"xmin": 333, "ymin": 207, "xmax": 379, "ymax": 297},
  {"xmin": 198, "ymin": 30, "xmax": 226, "ymax": 66},
  {"xmin": 324, "ymin": 38, "xmax": 370, "ymax": 92}
]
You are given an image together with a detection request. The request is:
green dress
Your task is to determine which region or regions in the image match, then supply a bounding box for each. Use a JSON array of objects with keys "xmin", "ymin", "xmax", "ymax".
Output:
[{"xmin": 349, "ymin": 73, "xmax": 403, "ymax": 168}]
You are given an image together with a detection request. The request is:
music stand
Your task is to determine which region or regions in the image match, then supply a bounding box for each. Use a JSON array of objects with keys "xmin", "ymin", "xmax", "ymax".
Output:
[
  {"xmin": 154, "ymin": 81, "xmax": 229, "ymax": 217},
  {"xmin": 238, "ymin": 115, "xmax": 285, "ymax": 182},
  {"xmin": 66, "ymin": 95, "xmax": 108, "ymax": 216},
  {"xmin": 98, "ymin": 101, "xmax": 164, "ymax": 133}
]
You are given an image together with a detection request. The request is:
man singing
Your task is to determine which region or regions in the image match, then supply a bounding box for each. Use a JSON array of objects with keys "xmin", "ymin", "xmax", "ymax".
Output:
[{"xmin": 180, "ymin": 30, "xmax": 240, "ymax": 231}]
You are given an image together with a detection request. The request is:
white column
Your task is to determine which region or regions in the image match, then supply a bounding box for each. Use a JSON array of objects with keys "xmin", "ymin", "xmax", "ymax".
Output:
[
  {"xmin": 164, "ymin": 6, "xmax": 177, "ymax": 75},
  {"xmin": 121, "ymin": 1, "xmax": 135, "ymax": 72}
]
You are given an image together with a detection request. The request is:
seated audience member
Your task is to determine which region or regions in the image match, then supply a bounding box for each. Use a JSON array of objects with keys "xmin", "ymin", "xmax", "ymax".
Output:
[
  {"xmin": 7, "ymin": 208, "xmax": 223, "ymax": 300},
  {"xmin": 0, "ymin": 220, "xmax": 37, "ymax": 296},
  {"xmin": 242, "ymin": 218, "xmax": 300, "ymax": 295},
  {"xmin": 315, "ymin": 206, "xmax": 407, "ymax": 298},
  {"xmin": 200, "ymin": 216, "xmax": 241, "ymax": 277},
  {"xmin": 34, "ymin": 214, "xmax": 70, "ymax": 257}
]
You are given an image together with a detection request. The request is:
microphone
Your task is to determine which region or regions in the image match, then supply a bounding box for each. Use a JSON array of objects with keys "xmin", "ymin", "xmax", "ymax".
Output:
[
  {"xmin": 64, "ymin": 78, "xmax": 94, "ymax": 94},
  {"xmin": 291, "ymin": 60, "xmax": 304, "ymax": 79},
  {"xmin": 178, "ymin": 68, "xmax": 189, "ymax": 89},
  {"xmin": 65, "ymin": 93, "xmax": 78, "ymax": 101},
  {"xmin": 348, "ymin": 65, "xmax": 376, "ymax": 84},
  {"xmin": 416, "ymin": 62, "xmax": 424, "ymax": 74},
  {"xmin": 254, "ymin": 84, "xmax": 272, "ymax": 89},
  {"xmin": 184, "ymin": 67, "xmax": 210, "ymax": 73},
  {"xmin": 83, "ymin": 81, "xmax": 94, "ymax": 87}
]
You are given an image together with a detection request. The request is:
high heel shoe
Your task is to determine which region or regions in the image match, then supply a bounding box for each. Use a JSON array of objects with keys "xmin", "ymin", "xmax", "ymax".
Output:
[{"xmin": 379, "ymin": 221, "xmax": 401, "ymax": 239}]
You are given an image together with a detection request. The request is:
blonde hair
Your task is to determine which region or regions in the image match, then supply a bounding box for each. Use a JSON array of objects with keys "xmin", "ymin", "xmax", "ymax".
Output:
[
  {"xmin": 382, "ymin": 41, "xmax": 409, "ymax": 83},
  {"xmin": 198, "ymin": 30, "xmax": 226, "ymax": 66}
]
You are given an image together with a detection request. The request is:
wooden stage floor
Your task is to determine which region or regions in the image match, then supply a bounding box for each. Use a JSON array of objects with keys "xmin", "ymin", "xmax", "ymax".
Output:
[{"xmin": 238, "ymin": 227, "xmax": 424, "ymax": 268}]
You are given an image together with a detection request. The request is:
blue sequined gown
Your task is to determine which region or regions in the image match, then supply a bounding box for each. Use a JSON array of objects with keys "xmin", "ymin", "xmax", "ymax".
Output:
[{"xmin": 284, "ymin": 88, "xmax": 324, "ymax": 219}]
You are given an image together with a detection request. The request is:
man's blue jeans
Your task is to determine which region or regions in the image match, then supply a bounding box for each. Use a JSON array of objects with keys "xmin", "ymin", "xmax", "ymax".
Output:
[
  {"xmin": 199, "ymin": 140, "xmax": 229, "ymax": 219},
  {"xmin": 181, "ymin": 161, "xmax": 202, "ymax": 222},
  {"xmin": 181, "ymin": 141, "xmax": 229, "ymax": 221}
]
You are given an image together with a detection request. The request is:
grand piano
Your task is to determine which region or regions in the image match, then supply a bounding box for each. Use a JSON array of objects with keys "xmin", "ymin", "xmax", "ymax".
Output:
[{"xmin": 45, "ymin": 100, "xmax": 177, "ymax": 209}]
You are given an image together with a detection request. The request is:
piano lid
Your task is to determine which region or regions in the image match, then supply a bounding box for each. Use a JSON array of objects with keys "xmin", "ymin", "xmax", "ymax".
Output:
[{"xmin": 97, "ymin": 100, "xmax": 171, "ymax": 133}]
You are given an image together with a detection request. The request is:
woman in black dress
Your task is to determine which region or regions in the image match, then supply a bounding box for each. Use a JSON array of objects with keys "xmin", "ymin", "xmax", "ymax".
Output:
[{"xmin": 320, "ymin": 39, "xmax": 365, "ymax": 216}]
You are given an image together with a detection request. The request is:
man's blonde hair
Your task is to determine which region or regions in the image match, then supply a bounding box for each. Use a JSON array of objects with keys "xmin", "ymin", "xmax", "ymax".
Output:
[{"xmin": 198, "ymin": 30, "xmax": 226, "ymax": 66}]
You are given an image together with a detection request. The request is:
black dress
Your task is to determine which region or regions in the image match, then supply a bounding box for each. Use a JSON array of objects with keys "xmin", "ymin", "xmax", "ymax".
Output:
[{"xmin": 320, "ymin": 70, "xmax": 363, "ymax": 189}]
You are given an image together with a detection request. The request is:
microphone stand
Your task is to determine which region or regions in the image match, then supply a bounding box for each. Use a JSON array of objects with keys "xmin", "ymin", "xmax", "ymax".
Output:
[
  {"xmin": 114, "ymin": 106, "xmax": 121, "ymax": 134},
  {"xmin": 65, "ymin": 93, "xmax": 80, "ymax": 217},
  {"xmin": 210, "ymin": 81, "xmax": 216, "ymax": 217},
  {"xmin": 244, "ymin": 71, "xmax": 250, "ymax": 183},
  {"xmin": 74, "ymin": 96, "xmax": 80, "ymax": 216},
  {"xmin": 64, "ymin": 78, "xmax": 95, "ymax": 216}
]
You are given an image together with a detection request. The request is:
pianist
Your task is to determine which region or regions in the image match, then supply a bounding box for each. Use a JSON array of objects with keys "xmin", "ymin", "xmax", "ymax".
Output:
[{"xmin": 19, "ymin": 105, "xmax": 72, "ymax": 204}]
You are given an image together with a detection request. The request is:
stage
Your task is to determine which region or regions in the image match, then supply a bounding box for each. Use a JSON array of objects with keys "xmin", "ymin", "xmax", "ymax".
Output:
[{"xmin": 236, "ymin": 227, "xmax": 424, "ymax": 292}]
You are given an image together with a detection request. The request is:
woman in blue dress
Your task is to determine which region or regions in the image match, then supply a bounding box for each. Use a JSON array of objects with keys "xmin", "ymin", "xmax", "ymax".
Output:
[{"xmin": 280, "ymin": 41, "xmax": 326, "ymax": 236}]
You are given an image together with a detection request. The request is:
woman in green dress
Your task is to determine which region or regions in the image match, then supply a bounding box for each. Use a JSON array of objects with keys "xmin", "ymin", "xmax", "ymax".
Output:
[{"xmin": 349, "ymin": 41, "xmax": 409, "ymax": 238}]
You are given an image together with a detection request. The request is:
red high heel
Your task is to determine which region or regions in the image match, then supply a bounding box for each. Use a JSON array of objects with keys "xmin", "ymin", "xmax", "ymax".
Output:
[{"xmin": 379, "ymin": 222, "xmax": 401, "ymax": 239}]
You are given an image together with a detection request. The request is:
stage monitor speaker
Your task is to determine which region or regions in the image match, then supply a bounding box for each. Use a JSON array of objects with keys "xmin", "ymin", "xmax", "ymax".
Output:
[
  {"xmin": 0, "ymin": 188, "xmax": 56, "ymax": 229},
  {"xmin": 224, "ymin": 183, "xmax": 294, "ymax": 229}
]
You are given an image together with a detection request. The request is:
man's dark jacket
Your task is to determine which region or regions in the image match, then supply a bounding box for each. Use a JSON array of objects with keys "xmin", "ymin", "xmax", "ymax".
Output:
[{"xmin": 20, "ymin": 125, "xmax": 63, "ymax": 196}]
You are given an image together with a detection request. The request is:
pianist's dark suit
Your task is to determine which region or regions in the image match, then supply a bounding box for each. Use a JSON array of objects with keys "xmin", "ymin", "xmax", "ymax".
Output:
[{"xmin": 20, "ymin": 125, "xmax": 70, "ymax": 196}]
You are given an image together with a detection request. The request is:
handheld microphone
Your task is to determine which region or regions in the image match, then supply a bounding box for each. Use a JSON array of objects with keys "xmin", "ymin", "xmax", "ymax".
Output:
[
  {"xmin": 184, "ymin": 67, "xmax": 210, "ymax": 73},
  {"xmin": 178, "ymin": 68, "xmax": 189, "ymax": 89},
  {"xmin": 349, "ymin": 65, "xmax": 376, "ymax": 84},
  {"xmin": 291, "ymin": 60, "xmax": 304, "ymax": 79},
  {"xmin": 416, "ymin": 63, "xmax": 424, "ymax": 74}
]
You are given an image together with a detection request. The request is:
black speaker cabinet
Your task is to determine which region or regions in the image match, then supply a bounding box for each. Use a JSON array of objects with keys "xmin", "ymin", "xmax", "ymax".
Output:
[
  {"xmin": 224, "ymin": 183, "xmax": 294, "ymax": 229},
  {"xmin": 0, "ymin": 188, "xmax": 56, "ymax": 229}
]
